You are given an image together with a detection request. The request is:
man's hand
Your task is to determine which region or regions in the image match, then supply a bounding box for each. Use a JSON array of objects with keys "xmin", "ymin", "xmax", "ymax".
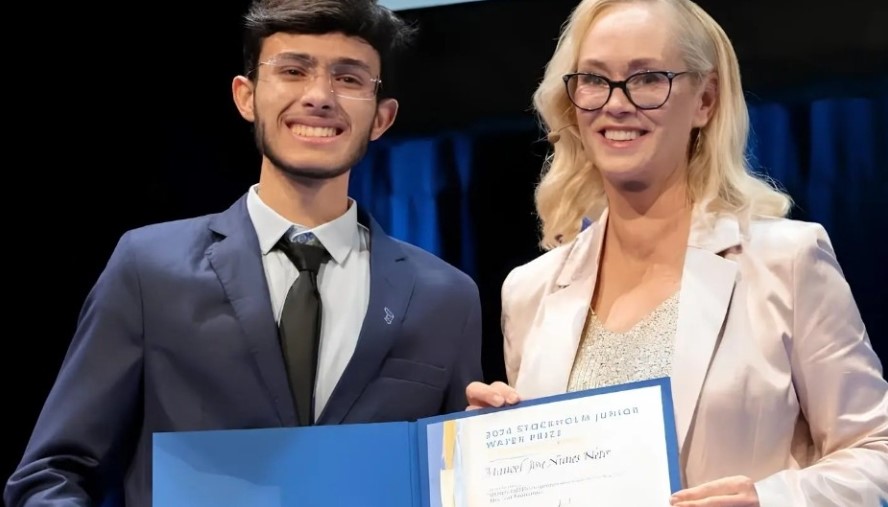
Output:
[{"xmin": 465, "ymin": 381, "xmax": 520, "ymax": 410}]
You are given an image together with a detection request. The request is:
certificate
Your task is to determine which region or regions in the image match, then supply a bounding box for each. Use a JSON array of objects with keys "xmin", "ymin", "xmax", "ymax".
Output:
[
  {"xmin": 420, "ymin": 377, "xmax": 680, "ymax": 507},
  {"xmin": 152, "ymin": 377, "xmax": 679, "ymax": 507}
]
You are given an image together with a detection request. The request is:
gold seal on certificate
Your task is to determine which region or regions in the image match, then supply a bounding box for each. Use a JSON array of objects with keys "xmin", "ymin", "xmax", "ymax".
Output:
[{"xmin": 422, "ymin": 377, "xmax": 680, "ymax": 507}]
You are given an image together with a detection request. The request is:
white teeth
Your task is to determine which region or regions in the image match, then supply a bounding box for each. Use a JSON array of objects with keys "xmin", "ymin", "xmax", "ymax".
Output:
[
  {"xmin": 604, "ymin": 130, "xmax": 641, "ymax": 141},
  {"xmin": 292, "ymin": 125, "xmax": 338, "ymax": 138}
]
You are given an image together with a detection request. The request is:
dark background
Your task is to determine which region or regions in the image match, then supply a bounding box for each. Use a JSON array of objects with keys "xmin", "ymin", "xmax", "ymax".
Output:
[{"xmin": 6, "ymin": 0, "xmax": 887, "ymax": 490}]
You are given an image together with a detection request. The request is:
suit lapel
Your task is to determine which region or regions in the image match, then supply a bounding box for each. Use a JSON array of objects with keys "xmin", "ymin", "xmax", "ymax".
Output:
[
  {"xmin": 515, "ymin": 209, "xmax": 741, "ymax": 454},
  {"xmin": 316, "ymin": 209, "xmax": 416, "ymax": 424},
  {"xmin": 671, "ymin": 214, "xmax": 741, "ymax": 450},
  {"xmin": 206, "ymin": 196, "xmax": 295, "ymax": 425},
  {"xmin": 515, "ymin": 213, "xmax": 607, "ymax": 399}
]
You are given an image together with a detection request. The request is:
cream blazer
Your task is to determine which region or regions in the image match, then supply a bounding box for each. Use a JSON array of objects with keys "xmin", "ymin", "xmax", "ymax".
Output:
[{"xmin": 501, "ymin": 209, "xmax": 888, "ymax": 506}]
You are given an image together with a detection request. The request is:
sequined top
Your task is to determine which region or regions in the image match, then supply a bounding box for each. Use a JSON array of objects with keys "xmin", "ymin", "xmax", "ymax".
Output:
[{"xmin": 567, "ymin": 292, "xmax": 679, "ymax": 392}]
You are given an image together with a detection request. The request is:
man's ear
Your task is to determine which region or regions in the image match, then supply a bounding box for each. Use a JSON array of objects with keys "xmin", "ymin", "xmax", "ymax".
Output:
[
  {"xmin": 370, "ymin": 98, "xmax": 398, "ymax": 141},
  {"xmin": 232, "ymin": 75, "xmax": 256, "ymax": 122}
]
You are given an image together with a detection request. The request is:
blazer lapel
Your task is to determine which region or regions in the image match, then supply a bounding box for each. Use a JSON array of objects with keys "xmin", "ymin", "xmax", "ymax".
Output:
[
  {"xmin": 316, "ymin": 209, "xmax": 416, "ymax": 424},
  {"xmin": 515, "ymin": 213, "xmax": 607, "ymax": 399},
  {"xmin": 671, "ymin": 213, "xmax": 741, "ymax": 450},
  {"xmin": 206, "ymin": 196, "xmax": 295, "ymax": 425}
]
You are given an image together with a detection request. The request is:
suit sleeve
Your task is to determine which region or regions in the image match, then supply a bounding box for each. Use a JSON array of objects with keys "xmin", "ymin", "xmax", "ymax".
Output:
[
  {"xmin": 754, "ymin": 224, "xmax": 888, "ymax": 506},
  {"xmin": 443, "ymin": 281, "xmax": 484, "ymax": 414},
  {"xmin": 5, "ymin": 232, "xmax": 145, "ymax": 507}
]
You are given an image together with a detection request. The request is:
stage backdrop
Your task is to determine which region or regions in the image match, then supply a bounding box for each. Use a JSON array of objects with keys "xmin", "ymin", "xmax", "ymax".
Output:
[{"xmin": 348, "ymin": 80, "xmax": 888, "ymax": 382}]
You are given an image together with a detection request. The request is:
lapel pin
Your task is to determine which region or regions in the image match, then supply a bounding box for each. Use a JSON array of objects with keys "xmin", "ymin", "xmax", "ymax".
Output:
[{"xmin": 384, "ymin": 307, "xmax": 395, "ymax": 325}]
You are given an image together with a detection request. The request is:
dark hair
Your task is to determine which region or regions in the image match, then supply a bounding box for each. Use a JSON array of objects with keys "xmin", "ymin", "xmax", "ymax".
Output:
[{"xmin": 242, "ymin": 0, "xmax": 417, "ymax": 98}]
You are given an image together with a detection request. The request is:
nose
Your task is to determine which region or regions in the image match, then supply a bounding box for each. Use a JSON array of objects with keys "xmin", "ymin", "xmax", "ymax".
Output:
[
  {"xmin": 299, "ymin": 73, "xmax": 336, "ymax": 110},
  {"xmin": 601, "ymin": 86, "xmax": 635, "ymax": 116}
]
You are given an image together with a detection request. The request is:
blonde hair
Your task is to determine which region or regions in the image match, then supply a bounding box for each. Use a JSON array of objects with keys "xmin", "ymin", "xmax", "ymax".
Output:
[{"xmin": 532, "ymin": 0, "xmax": 792, "ymax": 249}]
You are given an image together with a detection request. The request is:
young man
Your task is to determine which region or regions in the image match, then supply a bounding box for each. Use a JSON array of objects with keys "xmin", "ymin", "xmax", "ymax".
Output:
[{"xmin": 5, "ymin": 1, "xmax": 483, "ymax": 505}]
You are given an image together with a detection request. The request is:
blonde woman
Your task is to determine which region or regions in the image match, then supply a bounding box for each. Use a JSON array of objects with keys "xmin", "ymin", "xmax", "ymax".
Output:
[{"xmin": 466, "ymin": 0, "xmax": 888, "ymax": 505}]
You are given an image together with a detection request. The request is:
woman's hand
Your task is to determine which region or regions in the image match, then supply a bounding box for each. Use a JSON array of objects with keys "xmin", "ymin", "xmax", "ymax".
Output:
[
  {"xmin": 465, "ymin": 381, "xmax": 520, "ymax": 410},
  {"xmin": 670, "ymin": 476, "xmax": 760, "ymax": 506}
]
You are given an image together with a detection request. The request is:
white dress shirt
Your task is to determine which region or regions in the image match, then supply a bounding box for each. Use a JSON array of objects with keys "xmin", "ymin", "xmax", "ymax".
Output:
[{"xmin": 246, "ymin": 184, "xmax": 370, "ymax": 420}]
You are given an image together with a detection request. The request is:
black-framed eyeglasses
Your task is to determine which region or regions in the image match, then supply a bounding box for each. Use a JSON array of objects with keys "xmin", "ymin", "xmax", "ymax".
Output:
[{"xmin": 563, "ymin": 70, "xmax": 693, "ymax": 111}]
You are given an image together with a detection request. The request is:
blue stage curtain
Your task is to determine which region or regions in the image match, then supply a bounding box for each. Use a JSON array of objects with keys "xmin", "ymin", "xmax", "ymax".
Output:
[
  {"xmin": 351, "ymin": 134, "xmax": 477, "ymax": 274},
  {"xmin": 349, "ymin": 82, "xmax": 887, "ymax": 380}
]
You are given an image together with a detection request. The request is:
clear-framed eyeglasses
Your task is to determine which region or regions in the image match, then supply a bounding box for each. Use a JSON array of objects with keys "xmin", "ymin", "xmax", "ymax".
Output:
[
  {"xmin": 563, "ymin": 70, "xmax": 693, "ymax": 111},
  {"xmin": 251, "ymin": 53, "xmax": 382, "ymax": 101}
]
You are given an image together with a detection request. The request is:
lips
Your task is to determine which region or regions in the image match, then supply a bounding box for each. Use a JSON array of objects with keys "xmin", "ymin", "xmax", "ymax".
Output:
[
  {"xmin": 290, "ymin": 124, "xmax": 342, "ymax": 138},
  {"xmin": 601, "ymin": 128, "xmax": 648, "ymax": 141},
  {"xmin": 284, "ymin": 117, "xmax": 346, "ymax": 139}
]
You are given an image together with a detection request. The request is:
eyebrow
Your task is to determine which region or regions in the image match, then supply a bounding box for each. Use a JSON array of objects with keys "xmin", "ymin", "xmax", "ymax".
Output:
[
  {"xmin": 272, "ymin": 52, "xmax": 374, "ymax": 74},
  {"xmin": 576, "ymin": 58, "xmax": 664, "ymax": 74}
]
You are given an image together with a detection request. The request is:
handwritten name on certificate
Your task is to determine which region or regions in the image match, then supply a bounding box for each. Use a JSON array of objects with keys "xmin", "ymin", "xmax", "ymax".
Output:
[{"xmin": 429, "ymin": 381, "xmax": 676, "ymax": 507}]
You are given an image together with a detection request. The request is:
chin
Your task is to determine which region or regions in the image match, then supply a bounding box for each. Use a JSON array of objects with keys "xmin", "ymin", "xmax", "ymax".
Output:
[
  {"xmin": 278, "ymin": 160, "xmax": 351, "ymax": 181},
  {"xmin": 258, "ymin": 122, "xmax": 371, "ymax": 182},
  {"xmin": 262, "ymin": 132, "xmax": 362, "ymax": 180},
  {"xmin": 265, "ymin": 146, "xmax": 352, "ymax": 181},
  {"xmin": 596, "ymin": 160, "xmax": 646, "ymax": 178},
  {"xmin": 597, "ymin": 160, "xmax": 656, "ymax": 189}
]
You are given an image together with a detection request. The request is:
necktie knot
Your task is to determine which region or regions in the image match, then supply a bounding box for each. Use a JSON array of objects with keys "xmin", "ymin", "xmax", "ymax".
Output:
[{"xmin": 277, "ymin": 233, "xmax": 330, "ymax": 273}]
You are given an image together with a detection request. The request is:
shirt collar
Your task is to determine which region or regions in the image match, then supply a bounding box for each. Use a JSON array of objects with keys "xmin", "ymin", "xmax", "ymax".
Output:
[{"xmin": 245, "ymin": 184, "xmax": 361, "ymax": 265}]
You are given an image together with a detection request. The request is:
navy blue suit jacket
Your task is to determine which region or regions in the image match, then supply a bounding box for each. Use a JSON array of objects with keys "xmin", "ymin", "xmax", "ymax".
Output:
[{"xmin": 6, "ymin": 195, "xmax": 483, "ymax": 507}]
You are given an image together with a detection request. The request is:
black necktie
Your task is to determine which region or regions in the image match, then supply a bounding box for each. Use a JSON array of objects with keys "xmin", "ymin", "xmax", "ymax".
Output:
[{"xmin": 276, "ymin": 233, "xmax": 330, "ymax": 426}]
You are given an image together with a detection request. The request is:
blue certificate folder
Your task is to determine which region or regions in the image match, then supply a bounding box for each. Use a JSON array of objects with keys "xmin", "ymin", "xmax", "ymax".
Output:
[{"xmin": 153, "ymin": 377, "xmax": 680, "ymax": 506}]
